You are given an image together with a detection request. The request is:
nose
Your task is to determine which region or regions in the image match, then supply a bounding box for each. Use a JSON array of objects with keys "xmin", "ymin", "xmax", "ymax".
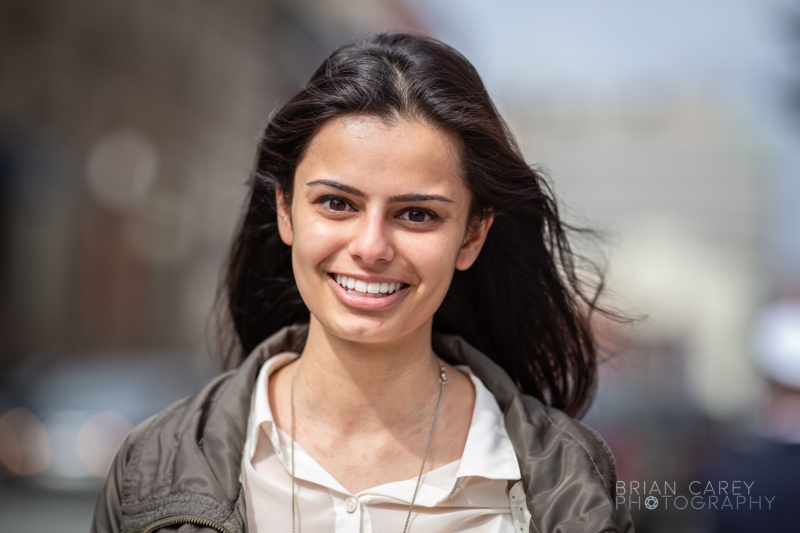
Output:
[{"xmin": 347, "ymin": 207, "xmax": 394, "ymax": 265}]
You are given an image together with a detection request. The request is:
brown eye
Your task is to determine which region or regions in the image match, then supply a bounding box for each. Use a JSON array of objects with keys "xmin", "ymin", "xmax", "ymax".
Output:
[
  {"xmin": 408, "ymin": 209, "xmax": 426, "ymax": 222},
  {"xmin": 327, "ymin": 198, "xmax": 347, "ymax": 211},
  {"xmin": 401, "ymin": 209, "xmax": 435, "ymax": 224}
]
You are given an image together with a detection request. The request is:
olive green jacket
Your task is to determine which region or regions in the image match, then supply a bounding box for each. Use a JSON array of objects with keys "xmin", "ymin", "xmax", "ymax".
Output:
[{"xmin": 92, "ymin": 325, "xmax": 634, "ymax": 533}]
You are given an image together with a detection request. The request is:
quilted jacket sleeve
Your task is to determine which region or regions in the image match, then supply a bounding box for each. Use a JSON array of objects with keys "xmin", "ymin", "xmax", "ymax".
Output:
[{"xmin": 614, "ymin": 498, "xmax": 634, "ymax": 533}]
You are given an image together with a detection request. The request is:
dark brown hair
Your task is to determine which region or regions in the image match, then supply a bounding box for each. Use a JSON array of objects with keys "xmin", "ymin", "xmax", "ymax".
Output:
[{"xmin": 216, "ymin": 32, "xmax": 608, "ymax": 417}]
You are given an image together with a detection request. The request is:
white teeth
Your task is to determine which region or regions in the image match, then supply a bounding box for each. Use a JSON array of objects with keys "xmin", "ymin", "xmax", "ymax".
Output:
[{"xmin": 335, "ymin": 275, "xmax": 403, "ymax": 295}]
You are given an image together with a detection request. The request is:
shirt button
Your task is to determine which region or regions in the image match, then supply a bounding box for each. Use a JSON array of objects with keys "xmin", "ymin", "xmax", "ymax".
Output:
[{"xmin": 344, "ymin": 496, "xmax": 358, "ymax": 513}]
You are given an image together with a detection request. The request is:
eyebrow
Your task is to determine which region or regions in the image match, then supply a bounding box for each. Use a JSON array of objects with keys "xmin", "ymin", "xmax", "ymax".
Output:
[{"xmin": 306, "ymin": 179, "xmax": 454, "ymax": 203}]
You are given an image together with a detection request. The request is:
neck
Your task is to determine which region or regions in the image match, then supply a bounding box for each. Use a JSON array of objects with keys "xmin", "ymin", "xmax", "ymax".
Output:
[{"xmin": 292, "ymin": 317, "xmax": 442, "ymax": 435}]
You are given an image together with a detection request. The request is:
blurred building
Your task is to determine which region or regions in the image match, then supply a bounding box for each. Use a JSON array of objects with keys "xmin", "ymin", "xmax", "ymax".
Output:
[
  {"xmin": 507, "ymin": 95, "xmax": 765, "ymax": 418},
  {"xmin": 0, "ymin": 0, "xmax": 420, "ymax": 372}
]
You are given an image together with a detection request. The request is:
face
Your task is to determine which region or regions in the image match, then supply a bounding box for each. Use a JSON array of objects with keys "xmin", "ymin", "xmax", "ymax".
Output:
[{"xmin": 276, "ymin": 115, "xmax": 493, "ymax": 345}]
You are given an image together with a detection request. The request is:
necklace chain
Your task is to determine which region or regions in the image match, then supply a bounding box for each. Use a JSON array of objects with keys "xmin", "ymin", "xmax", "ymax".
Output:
[{"xmin": 290, "ymin": 358, "xmax": 447, "ymax": 533}]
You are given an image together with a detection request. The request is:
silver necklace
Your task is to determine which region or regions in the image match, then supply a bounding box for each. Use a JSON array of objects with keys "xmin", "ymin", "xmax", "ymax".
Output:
[{"xmin": 290, "ymin": 358, "xmax": 447, "ymax": 533}]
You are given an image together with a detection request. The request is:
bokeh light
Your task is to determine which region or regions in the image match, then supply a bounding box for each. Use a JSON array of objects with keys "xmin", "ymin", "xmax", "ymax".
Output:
[
  {"xmin": 85, "ymin": 129, "xmax": 159, "ymax": 212},
  {"xmin": 0, "ymin": 408, "xmax": 51, "ymax": 477},
  {"xmin": 76, "ymin": 411, "xmax": 133, "ymax": 478}
]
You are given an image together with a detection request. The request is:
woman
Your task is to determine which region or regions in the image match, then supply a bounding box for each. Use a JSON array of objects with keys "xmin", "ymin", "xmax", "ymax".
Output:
[{"xmin": 92, "ymin": 33, "xmax": 633, "ymax": 533}]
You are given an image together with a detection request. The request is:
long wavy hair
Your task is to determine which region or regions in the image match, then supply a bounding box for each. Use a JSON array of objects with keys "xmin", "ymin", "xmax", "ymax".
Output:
[{"xmin": 215, "ymin": 32, "xmax": 610, "ymax": 417}]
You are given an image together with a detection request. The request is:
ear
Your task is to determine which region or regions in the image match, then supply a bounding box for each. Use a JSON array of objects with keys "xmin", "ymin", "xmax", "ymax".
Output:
[
  {"xmin": 455, "ymin": 211, "xmax": 494, "ymax": 271},
  {"xmin": 276, "ymin": 186, "xmax": 293, "ymax": 246}
]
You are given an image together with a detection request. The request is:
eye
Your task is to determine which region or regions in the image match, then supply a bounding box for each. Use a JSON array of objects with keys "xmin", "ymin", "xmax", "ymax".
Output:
[
  {"xmin": 314, "ymin": 195, "xmax": 354, "ymax": 212},
  {"xmin": 326, "ymin": 198, "xmax": 348, "ymax": 211},
  {"xmin": 399, "ymin": 208, "xmax": 437, "ymax": 224}
]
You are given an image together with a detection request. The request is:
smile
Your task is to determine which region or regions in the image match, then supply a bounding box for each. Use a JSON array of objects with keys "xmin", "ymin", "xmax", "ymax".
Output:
[{"xmin": 333, "ymin": 274, "xmax": 408, "ymax": 298}]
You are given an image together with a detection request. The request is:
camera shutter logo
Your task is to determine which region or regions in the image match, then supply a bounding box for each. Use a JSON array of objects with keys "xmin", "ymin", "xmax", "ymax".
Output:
[{"xmin": 645, "ymin": 496, "xmax": 659, "ymax": 510}]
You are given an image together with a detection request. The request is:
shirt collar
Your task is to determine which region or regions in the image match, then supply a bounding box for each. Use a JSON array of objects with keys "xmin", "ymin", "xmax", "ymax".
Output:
[
  {"xmin": 455, "ymin": 366, "xmax": 521, "ymax": 482},
  {"xmin": 245, "ymin": 353, "xmax": 521, "ymax": 505},
  {"xmin": 245, "ymin": 352, "xmax": 298, "ymax": 462}
]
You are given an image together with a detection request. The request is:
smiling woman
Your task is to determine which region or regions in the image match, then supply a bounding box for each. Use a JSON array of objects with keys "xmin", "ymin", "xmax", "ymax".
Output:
[{"xmin": 92, "ymin": 33, "xmax": 633, "ymax": 533}]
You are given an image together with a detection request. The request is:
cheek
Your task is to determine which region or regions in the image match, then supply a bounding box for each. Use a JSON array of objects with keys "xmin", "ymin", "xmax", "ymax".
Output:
[
  {"xmin": 395, "ymin": 232, "xmax": 461, "ymax": 291},
  {"xmin": 291, "ymin": 222, "xmax": 338, "ymax": 314},
  {"xmin": 290, "ymin": 215, "xmax": 348, "ymax": 293}
]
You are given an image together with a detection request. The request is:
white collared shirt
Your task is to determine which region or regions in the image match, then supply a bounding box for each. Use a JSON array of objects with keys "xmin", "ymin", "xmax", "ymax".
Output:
[{"xmin": 241, "ymin": 353, "xmax": 522, "ymax": 533}]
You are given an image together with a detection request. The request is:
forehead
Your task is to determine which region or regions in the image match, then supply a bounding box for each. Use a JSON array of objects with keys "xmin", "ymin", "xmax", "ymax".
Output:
[{"xmin": 295, "ymin": 115, "xmax": 466, "ymax": 197}]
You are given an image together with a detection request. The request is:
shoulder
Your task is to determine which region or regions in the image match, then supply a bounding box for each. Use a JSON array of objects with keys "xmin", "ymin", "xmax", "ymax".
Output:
[
  {"xmin": 112, "ymin": 325, "xmax": 310, "ymax": 480},
  {"xmin": 432, "ymin": 330, "xmax": 619, "ymax": 489},
  {"xmin": 512, "ymin": 394, "xmax": 634, "ymax": 533},
  {"xmin": 93, "ymin": 370, "xmax": 242, "ymax": 533},
  {"xmin": 431, "ymin": 330, "xmax": 632, "ymax": 531},
  {"xmin": 94, "ymin": 326, "xmax": 309, "ymax": 533},
  {"xmin": 521, "ymin": 395, "xmax": 619, "ymax": 491},
  {"xmin": 116, "ymin": 370, "xmax": 235, "ymax": 471}
]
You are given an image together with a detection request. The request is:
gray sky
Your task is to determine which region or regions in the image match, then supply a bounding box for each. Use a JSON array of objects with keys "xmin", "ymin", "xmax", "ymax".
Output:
[{"xmin": 412, "ymin": 0, "xmax": 791, "ymax": 99}]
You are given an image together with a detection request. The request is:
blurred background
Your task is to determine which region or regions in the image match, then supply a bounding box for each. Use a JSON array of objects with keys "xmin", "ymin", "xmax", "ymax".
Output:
[{"xmin": 1, "ymin": 1, "xmax": 799, "ymax": 532}]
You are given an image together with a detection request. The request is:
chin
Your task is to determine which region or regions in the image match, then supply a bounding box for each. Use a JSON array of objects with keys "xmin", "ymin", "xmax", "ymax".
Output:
[
  {"xmin": 313, "ymin": 312, "xmax": 419, "ymax": 346},
  {"xmin": 328, "ymin": 316, "xmax": 395, "ymax": 342}
]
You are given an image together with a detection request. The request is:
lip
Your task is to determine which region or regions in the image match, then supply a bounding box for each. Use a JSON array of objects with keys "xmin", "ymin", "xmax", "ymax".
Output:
[{"xmin": 327, "ymin": 273, "xmax": 410, "ymax": 310}]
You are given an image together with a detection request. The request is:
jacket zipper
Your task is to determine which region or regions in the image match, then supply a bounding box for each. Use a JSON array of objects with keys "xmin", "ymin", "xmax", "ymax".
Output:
[{"xmin": 123, "ymin": 514, "xmax": 230, "ymax": 533}]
